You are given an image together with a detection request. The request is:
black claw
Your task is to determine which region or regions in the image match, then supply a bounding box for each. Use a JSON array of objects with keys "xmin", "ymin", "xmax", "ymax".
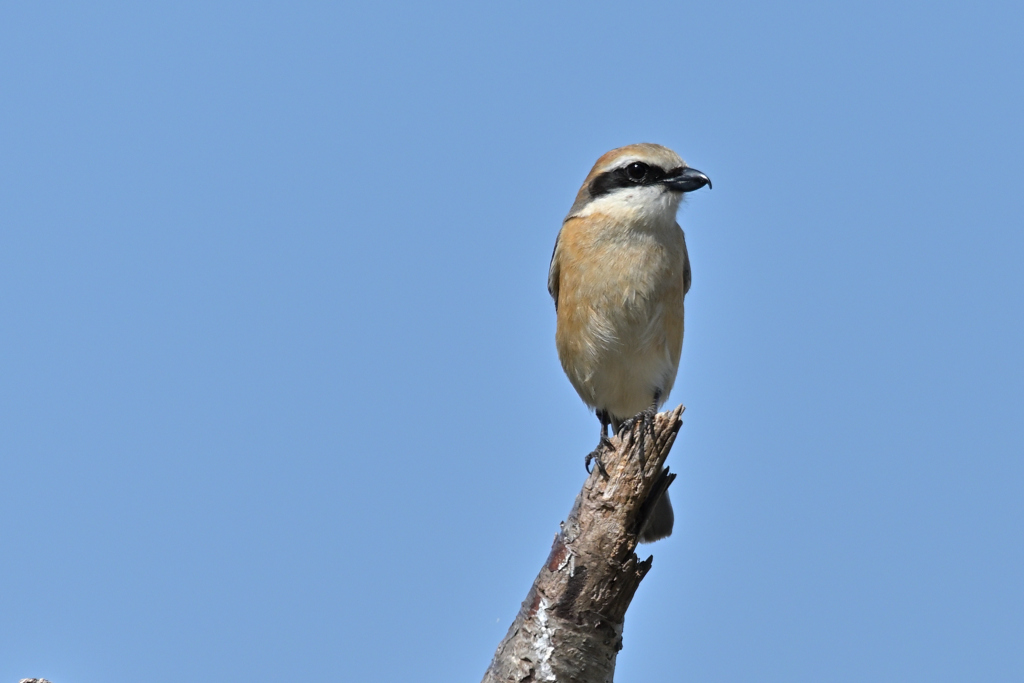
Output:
[
  {"xmin": 618, "ymin": 405, "xmax": 658, "ymax": 470},
  {"xmin": 585, "ymin": 434, "xmax": 613, "ymax": 478},
  {"xmin": 585, "ymin": 451, "xmax": 609, "ymax": 478},
  {"xmin": 584, "ymin": 450, "xmax": 607, "ymax": 477},
  {"xmin": 585, "ymin": 410, "xmax": 614, "ymax": 478}
]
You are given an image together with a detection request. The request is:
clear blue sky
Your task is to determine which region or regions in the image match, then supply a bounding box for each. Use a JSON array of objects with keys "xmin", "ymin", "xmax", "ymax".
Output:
[{"xmin": 2, "ymin": 2, "xmax": 1022, "ymax": 681}]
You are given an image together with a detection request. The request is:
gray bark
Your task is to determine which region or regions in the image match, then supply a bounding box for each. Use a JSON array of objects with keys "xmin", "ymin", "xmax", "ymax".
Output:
[{"xmin": 482, "ymin": 406, "xmax": 684, "ymax": 683}]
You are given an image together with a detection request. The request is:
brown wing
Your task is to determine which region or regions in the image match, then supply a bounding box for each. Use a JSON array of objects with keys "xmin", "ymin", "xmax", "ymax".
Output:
[
  {"xmin": 547, "ymin": 229, "xmax": 562, "ymax": 311},
  {"xmin": 666, "ymin": 224, "xmax": 690, "ymax": 379},
  {"xmin": 680, "ymin": 223, "xmax": 692, "ymax": 295}
]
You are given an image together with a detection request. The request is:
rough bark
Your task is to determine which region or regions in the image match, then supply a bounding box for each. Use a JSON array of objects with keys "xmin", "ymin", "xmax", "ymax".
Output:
[{"xmin": 482, "ymin": 406, "xmax": 684, "ymax": 683}]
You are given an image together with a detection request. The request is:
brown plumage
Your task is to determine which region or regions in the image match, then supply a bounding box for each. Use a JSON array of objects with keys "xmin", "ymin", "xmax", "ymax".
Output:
[{"xmin": 548, "ymin": 143, "xmax": 710, "ymax": 543}]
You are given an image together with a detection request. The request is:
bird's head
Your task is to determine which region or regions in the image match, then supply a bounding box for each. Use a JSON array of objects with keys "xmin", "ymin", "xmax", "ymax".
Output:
[{"xmin": 566, "ymin": 143, "xmax": 711, "ymax": 224}]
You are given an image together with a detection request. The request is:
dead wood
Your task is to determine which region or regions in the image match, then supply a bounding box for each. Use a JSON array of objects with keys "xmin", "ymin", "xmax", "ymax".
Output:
[{"xmin": 481, "ymin": 406, "xmax": 684, "ymax": 683}]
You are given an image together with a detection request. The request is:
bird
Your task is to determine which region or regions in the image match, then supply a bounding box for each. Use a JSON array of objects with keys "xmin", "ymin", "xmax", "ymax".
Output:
[{"xmin": 548, "ymin": 143, "xmax": 711, "ymax": 543}]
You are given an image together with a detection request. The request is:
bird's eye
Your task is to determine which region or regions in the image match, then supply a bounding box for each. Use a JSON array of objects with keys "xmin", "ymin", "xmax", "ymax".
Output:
[{"xmin": 625, "ymin": 162, "xmax": 649, "ymax": 182}]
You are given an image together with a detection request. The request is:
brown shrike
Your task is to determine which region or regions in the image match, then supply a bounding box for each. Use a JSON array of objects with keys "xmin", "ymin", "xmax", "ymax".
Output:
[{"xmin": 548, "ymin": 143, "xmax": 711, "ymax": 543}]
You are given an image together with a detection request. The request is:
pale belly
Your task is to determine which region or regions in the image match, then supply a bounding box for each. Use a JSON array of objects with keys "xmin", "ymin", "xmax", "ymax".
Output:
[
  {"xmin": 556, "ymin": 275, "xmax": 684, "ymax": 420},
  {"xmin": 552, "ymin": 214, "xmax": 688, "ymax": 422}
]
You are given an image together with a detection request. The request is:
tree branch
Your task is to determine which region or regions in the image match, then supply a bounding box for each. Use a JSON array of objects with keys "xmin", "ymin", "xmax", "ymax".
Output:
[{"xmin": 482, "ymin": 406, "xmax": 685, "ymax": 683}]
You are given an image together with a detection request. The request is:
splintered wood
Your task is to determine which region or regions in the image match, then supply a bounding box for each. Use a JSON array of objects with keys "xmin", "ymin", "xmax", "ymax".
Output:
[{"xmin": 482, "ymin": 406, "xmax": 683, "ymax": 683}]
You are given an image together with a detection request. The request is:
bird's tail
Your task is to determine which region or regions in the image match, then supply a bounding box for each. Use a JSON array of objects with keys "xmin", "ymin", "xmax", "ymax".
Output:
[{"xmin": 638, "ymin": 490, "xmax": 674, "ymax": 543}]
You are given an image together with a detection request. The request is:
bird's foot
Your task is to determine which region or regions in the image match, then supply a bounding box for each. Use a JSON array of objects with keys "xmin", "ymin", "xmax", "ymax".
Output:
[
  {"xmin": 618, "ymin": 405, "xmax": 658, "ymax": 469},
  {"xmin": 585, "ymin": 434, "xmax": 613, "ymax": 478}
]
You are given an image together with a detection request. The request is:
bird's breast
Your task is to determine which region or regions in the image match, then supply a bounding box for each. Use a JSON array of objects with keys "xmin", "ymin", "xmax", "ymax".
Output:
[{"xmin": 554, "ymin": 216, "xmax": 686, "ymax": 416}]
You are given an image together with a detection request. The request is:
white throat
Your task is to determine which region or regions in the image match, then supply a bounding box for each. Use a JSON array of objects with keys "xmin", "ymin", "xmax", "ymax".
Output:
[{"xmin": 571, "ymin": 185, "xmax": 682, "ymax": 228}]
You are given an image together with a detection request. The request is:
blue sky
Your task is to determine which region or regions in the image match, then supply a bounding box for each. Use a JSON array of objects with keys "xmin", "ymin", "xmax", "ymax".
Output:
[{"xmin": 2, "ymin": 2, "xmax": 1022, "ymax": 681}]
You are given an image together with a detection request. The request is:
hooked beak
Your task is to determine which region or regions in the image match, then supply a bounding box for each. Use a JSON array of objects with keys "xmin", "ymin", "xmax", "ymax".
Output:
[{"xmin": 661, "ymin": 166, "xmax": 712, "ymax": 193}]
